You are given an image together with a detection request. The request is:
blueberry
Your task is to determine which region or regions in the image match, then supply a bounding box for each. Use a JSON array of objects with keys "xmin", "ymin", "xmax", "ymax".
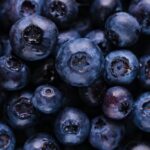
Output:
[
  {"xmin": 103, "ymin": 86, "xmax": 133, "ymax": 120},
  {"xmin": 89, "ymin": 116, "xmax": 124, "ymax": 150},
  {"xmin": 129, "ymin": 0, "xmax": 150, "ymax": 35},
  {"xmin": 43, "ymin": 0, "xmax": 79, "ymax": 28},
  {"xmin": 133, "ymin": 92, "xmax": 150, "ymax": 132},
  {"xmin": 79, "ymin": 80, "xmax": 108, "ymax": 107},
  {"xmin": 139, "ymin": 55, "xmax": 150, "ymax": 89},
  {"xmin": 32, "ymin": 84, "xmax": 63, "ymax": 114},
  {"xmin": 6, "ymin": 92, "xmax": 38, "ymax": 129},
  {"xmin": 9, "ymin": 15, "xmax": 58, "ymax": 61},
  {"xmin": 23, "ymin": 133, "xmax": 60, "ymax": 150},
  {"xmin": 0, "ymin": 123, "xmax": 15, "ymax": 150},
  {"xmin": 56, "ymin": 38, "xmax": 104, "ymax": 87},
  {"xmin": 6, "ymin": 0, "xmax": 44, "ymax": 23},
  {"xmin": 85, "ymin": 30, "xmax": 110, "ymax": 55},
  {"xmin": 104, "ymin": 50, "xmax": 139, "ymax": 85},
  {"xmin": 54, "ymin": 107, "xmax": 90, "ymax": 145},
  {"xmin": 0, "ymin": 55, "xmax": 29, "ymax": 91},
  {"xmin": 90, "ymin": 0, "xmax": 122, "ymax": 26},
  {"xmin": 105, "ymin": 12, "xmax": 141, "ymax": 47}
]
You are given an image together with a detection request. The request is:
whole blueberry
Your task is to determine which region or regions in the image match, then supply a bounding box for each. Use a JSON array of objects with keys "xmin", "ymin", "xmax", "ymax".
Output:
[
  {"xmin": 0, "ymin": 55, "xmax": 29, "ymax": 91},
  {"xmin": 54, "ymin": 107, "xmax": 90, "ymax": 145},
  {"xmin": 32, "ymin": 84, "xmax": 63, "ymax": 114},
  {"xmin": 105, "ymin": 12, "xmax": 141, "ymax": 47},
  {"xmin": 56, "ymin": 38, "xmax": 104, "ymax": 87},
  {"xmin": 129, "ymin": 0, "xmax": 150, "ymax": 35},
  {"xmin": 43, "ymin": 0, "xmax": 79, "ymax": 28},
  {"xmin": 0, "ymin": 122, "xmax": 15, "ymax": 150},
  {"xmin": 6, "ymin": 0, "xmax": 44, "ymax": 23},
  {"xmin": 133, "ymin": 92, "xmax": 150, "ymax": 132},
  {"xmin": 89, "ymin": 116, "xmax": 124, "ymax": 150},
  {"xmin": 6, "ymin": 92, "xmax": 38, "ymax": 129},
  {"xmin": 103, "ymin": 86, "xmax": 133, "ymax": 120},
  {"xmin": 139, "ymin": 55, "xmax": 150, "ymax": 89},
  {"xmin": 104, "ymin": 50, "xmax": 139, "ymax": 85},
  {"xmin": 9, "ymin": 15, "xmax": 58, "ymax": 61},
  {"xmin": 90, "ymin": 0, "xmax": 122, "ymax": 26},
  {"xmin": 23, "ymin": 133, "xmax": 60, "ymax": 150}
]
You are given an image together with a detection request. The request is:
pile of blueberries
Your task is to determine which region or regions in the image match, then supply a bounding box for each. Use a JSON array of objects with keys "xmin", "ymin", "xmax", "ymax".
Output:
[{"xmin": 0, "ymin": 0, "xmax": 150, "ymax": 149}]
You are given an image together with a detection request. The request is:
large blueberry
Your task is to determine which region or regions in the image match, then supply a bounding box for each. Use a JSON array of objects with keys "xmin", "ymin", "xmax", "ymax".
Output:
[
  {"xmin": 54, "ymin": 107, "xmax": 90, "ymax": 145},
  {"xmin": 32, "ymin": 84, "xmax": 63, "ymax": 114},
  {"xmin": 9, "ymin": 15, "xmax": 58, "ymax": 61},
  {"xmin": 103, "ymin": 86, "xmax": 133, "ymax": 120},
  {"xmin": 0, "ymin": 55, "xmax": 29, "ymax": 91},
  {"xmin": 104, "ymin": 50, "xmax": 139, "ymax": 85},
  {"xmin": 0, "ymin": 122, "xmax": 16, "ymax": 150},
  {"xmin": 133, "ymin": 92, "xmax": 150, "ymax": 132},
  {"xmin": 89, "ymin": 116, "xmax": 124, "ymax": 150},
  {"xmin": 23, "ymin": 133, "xmax": 60, "ymax": 150},
  {"xmin": 129, "ymin": 0, "xmax": 150, "ymax": 35},
  {"xmin": 105, "ymin": 12, "xmax": 141, "ymax": 47},
  {"xmin": 56, "ymin": 38, "xmax": 104, "ymax": 87}
]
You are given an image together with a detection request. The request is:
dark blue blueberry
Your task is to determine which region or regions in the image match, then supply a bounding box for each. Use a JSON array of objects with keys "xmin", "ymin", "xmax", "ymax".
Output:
[
  {"xmin": 54, "ymin": 107, "xmax": 90, "ymax": 145},
  {"xmin": 23, "ymin": 133, "xmax": 60, "ymax": 150},
  {"xmin": 10, "ymin": 15, "xmax": 58, "ymax": 61},
  {"xmin": 105, "ymin": 12, "xmax": 141, "ymax": 47},
  {"xmin": 103, "ymin": 86, "xmax": 133, "ymax": 120},
  {"xmin": 129, "ymin": 0, "xmax": 150, "ymax": 35},
  {"xmin": 104, "ymin": 50, "xmax": 139, "ymax": 85},
  {"xmin": 133, "ymin": 92, "xmax": 150, "ymax": 132},
  {"xmin": 139, "ymin": 55, "xmax": 150, "ymax": 89},
  {"xmin": 79, "ymin": 80, "xmax": 108, "ymax": 107},
  {"xmin": 0, "ymin": 122, "xmax": 16, "ymax": 150},
  {"xmin": 56, "ymin": 38, "xmax": 104, "ymax": 87},
  {"xmin": 89, "ymin": 116, "xmax": 124, "ymax": 150},
  {"xmin": 0, "ymin": 55, "xmax": 29, "ymax": 91},
  {"xmin": 6, "ymin": 0, "xmax": 44, "ymax": 23},
  {"xmin": 32, "ymin": 84, "xmax": 63, "ymax": 114},
  {"xmin": 85, "ymin": 30, "xmax": 111, "ymax": 55},
  {"xmin": 90, "ymin": 0, "xmax": 122, "ymax": 26},
  {"xmin": 43, "ymin": 0, "xmax": 79, "ymax": 28},
  {"xmin": 6, "ymin": 92, "xmax": 38, "ymax": 129}
]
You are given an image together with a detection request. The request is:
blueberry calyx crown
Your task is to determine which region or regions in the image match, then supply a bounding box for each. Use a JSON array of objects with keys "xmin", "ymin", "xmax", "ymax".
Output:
[
  {"xmin": 41, "ymin": 87, "xmax": 55, "ymax": 98},
  {"xmin": 118, "ymin": 101, "xmax": 130, "ymax": 115},
  {"xmin": 0, "ymin": 132, "xmax": 10, "ymax": 149},
  {"xmin": 142, "ymin": 101, "xmax": 150, "ymax": 115},
  {"xmin": 41, "ymin": 140, "xmax": 58, "ymax": 150}
]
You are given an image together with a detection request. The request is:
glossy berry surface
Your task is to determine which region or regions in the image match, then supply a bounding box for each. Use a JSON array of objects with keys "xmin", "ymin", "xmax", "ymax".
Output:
[
  {"xmin": 104, "ymin": 50, "xmax": 139, "ymax": 85},
  {"xmin": 56, "ymin": 38, "xmax": 104, "ymax": 87},
  {"xmin": 54, "ymin": 107, "xmax": 90, "ymax": 145}
]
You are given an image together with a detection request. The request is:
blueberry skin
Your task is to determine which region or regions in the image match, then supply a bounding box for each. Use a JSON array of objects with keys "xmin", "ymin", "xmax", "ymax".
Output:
[
  {"xmin": 24, "ymin": 133, "xmax": 60, "ymax": 150},
  {"xmin": 105, "ymin": 12, "xmax": 141, "ymax": 47},
  {"xmin": 129, "ymin": 0, "xmax": 150, "ymax": 35},
  {"xmin": 32, "ymin": 84, "xmax": 63, "ymax": 114},
  {"xmin": 54, "ymin": 107, "xmax": 90, "ymax": 145},
  {"xmin": 0, "ymin": 122, "xmax": 16, "ymax": 150},
  {"xmin": 103, "ymin": 86, "xmax": 133, "ymax": 120},
  {"xmin": 90, "ymin": 0, "xmax": 122, "ymax": 26},
  {"xmin": 85, "ymin": 30, "xmax": 110, "ymax": 55},
  {"xmin": 6, "ymin": 92, "xmax": 38, "ymax": 129},
  {"xmin": 43, "ymin": 0, "xmax": 79, "ymax": 28},
  {"xmin": 9, "ymin": 15, "xmax": 58, "ymax": 61},
  {"xmin": 104, "ymin": 50, "xmax": 139, "ymax": 85},
  {"xmin": 133, "ymin": 92, "xmax": 150, "ymax": 132},
  {"xmin": 6, "ymin": 0, "xmax": 44, "ymax": 23},
  {"xmin": 56, "ymin": 38, "xmax": 104, "ymax": 87},
  {"xmin": 139, "ymin": 55, "xmax": 150, "ymax": 89},
  {"xmin": 0, "ymin": 55, "xmax": 29, "ymax": 91},
  {"xmin": 89, "ymin": 116, "xmax": 124, "ymax": 150}
]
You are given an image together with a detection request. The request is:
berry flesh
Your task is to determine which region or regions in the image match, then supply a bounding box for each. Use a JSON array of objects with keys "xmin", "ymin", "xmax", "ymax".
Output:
[
  {"xmin": 56, "ymin": 38, "xmax": 104, "ymax": 87},
  {"xmin": 54, "ymin": 107, "xmax": 90, "ymax": 145},
  {"xmin": 104, "ymin": 50, "xmax": 139, "ymax": 85},
  {"xmin": 103, "ymin": 86, "xmax": 133, "ymax": 120},
  {"xmin": 105, "ymin": 12, "xmax": 141, "ymax": 47},
  {"xmin": 10, "ymin": 15, "xmax": 58, "ymax": 61}
]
